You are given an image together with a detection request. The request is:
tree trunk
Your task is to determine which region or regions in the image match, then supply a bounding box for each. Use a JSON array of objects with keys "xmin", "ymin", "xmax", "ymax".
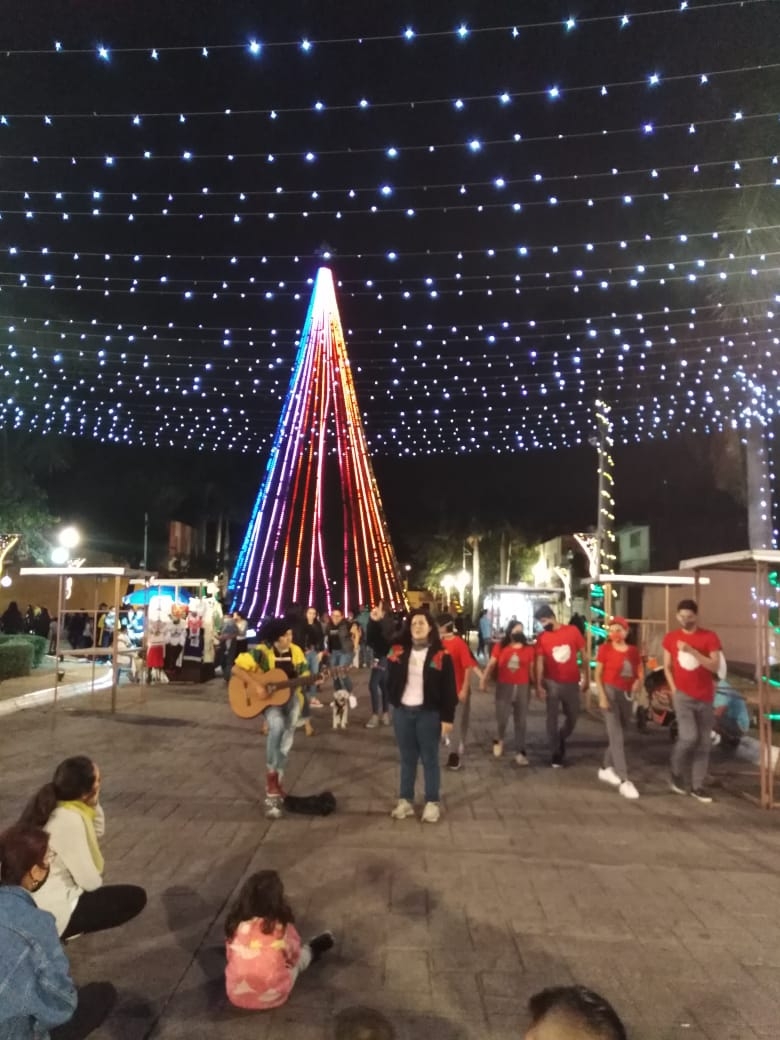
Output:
[
  {"xmin": 499, "ymin": 531, "xmax": 508, "ymax": 587},
  {"xmin": 745, "ymin": 423, "xmax": 774, "ymax": 550}
]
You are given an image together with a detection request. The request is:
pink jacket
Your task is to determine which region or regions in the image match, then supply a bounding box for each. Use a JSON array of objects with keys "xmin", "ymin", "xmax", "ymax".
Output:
[{"xmin": 225, "ymin": 918, "xmax": 302, "ymax": 1009}]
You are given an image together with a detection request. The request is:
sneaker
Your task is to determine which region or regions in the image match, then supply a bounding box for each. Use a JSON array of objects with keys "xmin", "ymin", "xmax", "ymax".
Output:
[
  {"xmin": 310, "ymin": 697, "xmax": 324, "ymax": 708},
  {"xmin": 598, "ymin": 766, "xmax": 622, "ymax": 787},
  {"xmin": 551, "ymin": 751, "xmax": 564, "ymax": 769},
  {"xmin": 308, "ymin": 931, "xmax": 335, "ymax": 962},
  {"xmin": 514, "ymin": 752, "xmax": 529, "ymax": 767},
  {"xmin": 492, "ymin": 739, "xmax": 503, "ymax": 758},
  {"xmin": 264, "ymin": 796, "xmax": 283, "ymax": 820},
  {"xmin": 421, "ymin": 801, "xmax": 441, "ymax": 823},
  {"xmin": 619, "ymin": 780, "xmax": 640, "ymax": 800},
  {"xmin": 365, "ymin": 714, "xmax": 379, "ymax": 729},
  {"xmin": 670, "ymin": 774, "xmax": 688, "ymax": 796},
  {"xmin": 447, "ymin": 752, "xmax": 462, "ymax": 771},
  {"xmin": 690, "ymin": 787, "xmax": 713, "ymax": 804},
  {"xmin": 390, "ymin": 798, "xmax": 415, "ymax": 820},
  {"xmin": 380, "ymin": 713, "xmax": 391, "ymax": 726}
]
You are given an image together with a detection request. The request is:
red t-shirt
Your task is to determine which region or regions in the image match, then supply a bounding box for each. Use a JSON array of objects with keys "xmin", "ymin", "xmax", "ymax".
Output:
[
  {"xmin": 536, "ymin": 625, "xmax": 586, "ymax": 684},
  {"xmin": 442, "ymin": 635, "xmax": 476, "ymax": 693},
  {"xmin": 662, "ymin": 627, "xmax": 721, "ymax": 703},
  {"xmin": 596, "ymin": 642, "xmax": 641, "ymax": 692},
  {"xmin": 491, "ymin": 641, "xmax": 536, "ymax": 684}
]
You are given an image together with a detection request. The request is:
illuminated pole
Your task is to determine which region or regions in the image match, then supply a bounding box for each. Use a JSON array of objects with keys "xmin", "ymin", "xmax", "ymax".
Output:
[{"xmin": 591, "ymin": 400, "xmax": 616, "ymax": 578}]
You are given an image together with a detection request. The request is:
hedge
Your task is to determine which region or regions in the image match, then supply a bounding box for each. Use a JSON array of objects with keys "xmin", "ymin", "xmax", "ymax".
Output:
[
  {"xmin": 0, "ymin": 640, "xmax": 34, "ymax": 680},
  {"xmin": 0, "ymin": 634, "xmax": 48, "ymax": 668}
]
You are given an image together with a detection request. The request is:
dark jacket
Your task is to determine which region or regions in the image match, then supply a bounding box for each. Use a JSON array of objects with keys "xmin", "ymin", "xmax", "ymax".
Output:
[
  {"xmin": 303, "ymin": 620, "xmax": 325, "ymax": 651},
  {"xmin": 366, "ymin": 615, "xmax": 400, "ymax": 657},
  {"xmin": 386, "ymin": 645, "xmax": 458, "ymax": 723},
  {"xmin": 326, "ymin": 620, "xmax": 353, "ymax": 654}
]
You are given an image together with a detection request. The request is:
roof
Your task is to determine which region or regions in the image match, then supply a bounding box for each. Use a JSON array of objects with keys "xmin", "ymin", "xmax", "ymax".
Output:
[
  {"xmin": 588, "ymin": 573, "xmax": 710, "ymax": 587},
  {"xmin": 20, "ymin": 567, "xmax": 156, "ymax": 578},
  {"xmin": 679, "ymin": 550, "xmax": 780, "ymax": 572}
]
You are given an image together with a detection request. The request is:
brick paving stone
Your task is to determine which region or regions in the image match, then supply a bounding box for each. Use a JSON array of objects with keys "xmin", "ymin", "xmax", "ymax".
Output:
[{"xmin": 2, "ymin": 675, "xmax": 780, "ymax": 1039}]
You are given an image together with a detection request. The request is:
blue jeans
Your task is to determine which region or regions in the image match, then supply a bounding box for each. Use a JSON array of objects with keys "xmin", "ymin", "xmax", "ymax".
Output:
[
  {"xmin": 330, "ymin": 650, "xmax": 353, "ymax": 692},
  {"xmin": 264, "ymin": 693, "xmax": 302, "ymax": 774},
  {"xmin": 302, "ymin": 650, "xmax": 321, "ymax": 719},
  {"xmin": 369, "ymin": 657, "xmax": 389, "ymax": 715},
  {"xmin": 393, "ymin": 705, "xmax": 441, "ymax": 803}
]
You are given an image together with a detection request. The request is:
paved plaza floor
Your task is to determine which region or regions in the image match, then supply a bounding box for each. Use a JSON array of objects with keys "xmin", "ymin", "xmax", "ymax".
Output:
[{"xmin": 2, "ymin": 673, "xmax": 780, "ymax": 1040}]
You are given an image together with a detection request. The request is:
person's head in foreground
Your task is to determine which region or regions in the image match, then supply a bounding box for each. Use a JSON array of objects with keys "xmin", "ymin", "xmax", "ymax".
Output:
[
  {"xmin": 333, "ymin": 1005, "xmax": 395, "ymax": 1040},
  {"xmin": 525, "ymin": 986, "xmax": 627, "ymax": 1040}
]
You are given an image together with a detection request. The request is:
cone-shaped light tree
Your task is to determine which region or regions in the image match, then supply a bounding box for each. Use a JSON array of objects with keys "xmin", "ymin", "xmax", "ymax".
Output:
[{"xmin": 229, "ymin": 267, "xmax": 406, "ymax": 619}]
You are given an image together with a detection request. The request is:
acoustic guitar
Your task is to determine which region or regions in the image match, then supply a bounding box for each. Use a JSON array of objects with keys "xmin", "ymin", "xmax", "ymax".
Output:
[{"xmin": 228, "ymin": 664, "xmax": 348, "ymax": 720}]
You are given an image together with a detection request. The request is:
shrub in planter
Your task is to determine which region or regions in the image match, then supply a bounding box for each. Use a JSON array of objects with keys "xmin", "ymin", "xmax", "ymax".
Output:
[
  {"xmin": 0, "ymin": 633, "xmax": 48, "ymax": 668},
  {"xmin": 0, "ymin": 640, "xmax": 34, "ymax": 680}
]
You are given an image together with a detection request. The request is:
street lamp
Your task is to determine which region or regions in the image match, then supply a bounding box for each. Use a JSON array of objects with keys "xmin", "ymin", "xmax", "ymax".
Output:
[{"xmin": 51, "ymin": 526, "xmax": 81, "ymax": 565}]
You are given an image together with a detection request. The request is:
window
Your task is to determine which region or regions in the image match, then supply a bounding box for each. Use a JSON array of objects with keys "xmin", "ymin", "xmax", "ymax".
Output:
[{"xmin": 629, "ymin": 530, "xmax": 641, "ymax": 549}]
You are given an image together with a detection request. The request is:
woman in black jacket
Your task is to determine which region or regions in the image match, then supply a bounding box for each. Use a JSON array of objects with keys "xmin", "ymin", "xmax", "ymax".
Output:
[{"xmin": 386, "ymin": 608, "xmax": 457, "ymax": 823}]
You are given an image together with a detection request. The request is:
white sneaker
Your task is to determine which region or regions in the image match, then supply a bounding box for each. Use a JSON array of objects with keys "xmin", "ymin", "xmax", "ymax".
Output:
[
  {"xmin": 598, "ymin": 766, "xmax": 622, "ymax": 787},
  {"xmin": 390, "ymin": 798, "xmax": 415, "ymax": 820},
  {"xmin": 619, "ymin": 780, "xmax": 640, "ymax": 800},
  {"xmin": 365, "ymin": 714, "xmax": 379, "ymax": 729},
  {"xmin": 514, "ymin": 752, "xmax": 529, "ymax": 767},
  {"xmin": 492, "ymin": 740, "xmax": 503, "ymax": 758},
  {"xmin": 421, "ymin": 801, "xmax": 441, "ymax": 823}
]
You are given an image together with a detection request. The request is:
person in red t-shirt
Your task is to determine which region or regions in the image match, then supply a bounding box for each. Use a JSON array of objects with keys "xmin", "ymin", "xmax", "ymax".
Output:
[
  {"xmin": 480, "ymin": 621, "xmax": 537, "ymax": 765},
  {"xmin": 437, "ymin": 613, "xmax": 480, "ymax": 771},
  {"xmin": 534, "ymin": 604, "xmax": 589, "ymax": 767},
  {"xmin": 662, "ymin": 599, "xmax": 722, "ymax": 803},
  {"xmin": 595, "ymin": 617, "xmax": 643, "ymax": 800}
]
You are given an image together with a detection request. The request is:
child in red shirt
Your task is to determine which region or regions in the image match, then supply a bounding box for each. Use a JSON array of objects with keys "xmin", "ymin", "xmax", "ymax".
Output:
[
  {"xmin": 480, "ymin": 621, "xmax": 536, "ymax": 765},
  {"xmin": 595, "ymin": 617, "xmax": 642, "ymax": 800}
]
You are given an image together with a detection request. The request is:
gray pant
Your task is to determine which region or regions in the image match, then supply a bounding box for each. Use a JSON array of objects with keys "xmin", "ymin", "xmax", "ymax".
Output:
[
  {"xmin": 671, "ymin": 691, "xmax": 714, "ymax": 790},
  {"xmin": 495, "ymin": 683, "xmax": 530, "ymax": 753},
  {"xmin": 546, "ymin": 681, "xmax": 580, "ymax": 754},
  {"xmin": 451, "ymin": 694, "xmax": 472, "ymax": 754},
  {"xmin": 603, "ymin": 684, "xmax": 634, "ymax": 781}
]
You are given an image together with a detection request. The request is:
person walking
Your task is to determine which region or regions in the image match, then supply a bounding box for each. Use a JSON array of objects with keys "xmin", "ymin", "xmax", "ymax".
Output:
[
  {"xmin": 302, "ymin": 606, "xmax": 325, "ymax": 710},
  {"xmin": 365, "ymin": 602, "xmax": 398, "ymax": 728},
  {"xmin": 595, "ymin": 617, "xmax": 642, "ymax": 800},
  {"xmin": 437, "ymin": 612, "xmax": 480, "ymax": 771},
  {"xmin": 663, "ymin": 599, "xmax": 722, "ymax": 803},
  {"xmin": 534, "ymin": 605, "xmax": 589, "ymax": 767},
  {"xmin": 480, "ymin": 620, "xmax": 536, "ymax": 766},
  {"xmin": 386, "ymin": 608, "xmax": 457, "ymax": 822}
]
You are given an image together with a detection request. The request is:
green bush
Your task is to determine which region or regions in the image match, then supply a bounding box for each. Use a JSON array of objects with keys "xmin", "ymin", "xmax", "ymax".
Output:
[
  {"xmin": 0, "ymin": 640, "xmax": 34, "ymax": 680},
  {"xmin": 0, "ymin": 634, "xmax": 48, "ymax": 667}
]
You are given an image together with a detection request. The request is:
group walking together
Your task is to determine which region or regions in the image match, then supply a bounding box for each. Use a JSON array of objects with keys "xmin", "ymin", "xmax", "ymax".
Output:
[{"xmin": 1, "ymin": 596, "xmax": 721, "ymax": 1038}]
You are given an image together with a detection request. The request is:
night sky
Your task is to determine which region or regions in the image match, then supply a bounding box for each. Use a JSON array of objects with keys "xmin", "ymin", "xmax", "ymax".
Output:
[{"xmin": 1, "ymin": 1, "xmax": 777, "ymax": 566}]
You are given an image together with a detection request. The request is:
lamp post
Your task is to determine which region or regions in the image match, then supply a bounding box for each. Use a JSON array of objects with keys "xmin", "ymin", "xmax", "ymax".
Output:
[
  {"xmin": 51, "ymin": 526, "xmax": 81, "ymax": 566},
  {"xmin": 0, "ymin": 533, "xmax": 21, "ymax": 587}
]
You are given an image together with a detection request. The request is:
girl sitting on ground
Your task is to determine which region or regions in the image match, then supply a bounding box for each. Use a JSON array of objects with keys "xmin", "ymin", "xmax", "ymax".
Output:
[
  {"xmin": 224, "ymin": 870, "xmax": 334, "ymax": 1010},
  {"xmin": 18, "ymin": 755, "xmax": 147, "ymax": 938}
]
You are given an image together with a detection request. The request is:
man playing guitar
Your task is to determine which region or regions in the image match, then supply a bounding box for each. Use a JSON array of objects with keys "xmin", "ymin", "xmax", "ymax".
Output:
[{"xmin": 231, "ymin": 617, "xmax": 314, "ymax": 815}]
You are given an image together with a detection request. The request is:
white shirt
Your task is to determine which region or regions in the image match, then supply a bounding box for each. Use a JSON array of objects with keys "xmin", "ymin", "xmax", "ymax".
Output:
[
  {"xmin": 401, "ymin": 647, "xmax": 427, "ymax": 706},
  {"xmin": 33, "ymin": 804, "xmax": 105, "ymax": 936}
]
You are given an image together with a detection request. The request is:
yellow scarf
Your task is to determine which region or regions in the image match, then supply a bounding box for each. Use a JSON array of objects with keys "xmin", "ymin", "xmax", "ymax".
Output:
[{"xmin": 57, "ymin": 800, "xmax": 105, "ymax": 874}]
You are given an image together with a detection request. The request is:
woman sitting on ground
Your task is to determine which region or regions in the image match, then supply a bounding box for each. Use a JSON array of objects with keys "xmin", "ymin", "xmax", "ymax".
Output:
[
  {"xmin": 0, "ymin": 824, "xmax": 117, "ymax": 1040},
  {"xmin": 18, "ymin": 755, "xmax": 147, "ymax": 938},
  {"xmin": 225, "ymin": 869, "xmax": 334, "ymax": 1010}
]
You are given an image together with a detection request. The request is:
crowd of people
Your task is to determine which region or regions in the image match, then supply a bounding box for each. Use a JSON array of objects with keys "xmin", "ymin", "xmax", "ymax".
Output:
[{"xmin": 0, "ymin": 596, "xmax": 724, "ymax": 1038}]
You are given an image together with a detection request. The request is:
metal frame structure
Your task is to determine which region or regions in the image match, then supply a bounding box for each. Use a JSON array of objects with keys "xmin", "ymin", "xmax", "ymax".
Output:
[
  {"xmin": 19, "ymin": 567, "xmax": 154, "ymax": 712},
  {"xmin": 680, "ymin": 550, "xmax": 780, "ymax": 810}
]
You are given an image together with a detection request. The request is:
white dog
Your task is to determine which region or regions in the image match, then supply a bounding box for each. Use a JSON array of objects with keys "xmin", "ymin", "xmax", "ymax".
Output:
[{"xmin": 331, "ymin": 689, "xmax": 350, "ymax": 729}]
